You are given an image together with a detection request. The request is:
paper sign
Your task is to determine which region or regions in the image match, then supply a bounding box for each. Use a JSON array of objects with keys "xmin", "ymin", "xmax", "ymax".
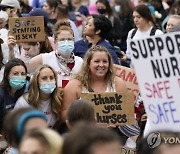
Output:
[
  {"xmin": 129, "ymin": 32, "xmax": 180, "ymax": 132},
  {"xmin": 9, "ymin": 16, "xmax": 45, "ymax": 42},
  {"xmin": 81, "ymin": 92, "xmax": 134, "ymax": 126},
  {"xmin": 114, "ymin": 64, "xmax": 139, "ymax": 101},
  {"xmin": 121, "ymin": 147, "xmax": 136, "ymax": 154}
]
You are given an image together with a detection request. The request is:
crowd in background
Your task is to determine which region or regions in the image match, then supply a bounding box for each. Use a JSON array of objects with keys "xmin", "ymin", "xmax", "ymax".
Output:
[{"xmin": 0, "ymin": 0, "xmax": 180, "ymax": 153}]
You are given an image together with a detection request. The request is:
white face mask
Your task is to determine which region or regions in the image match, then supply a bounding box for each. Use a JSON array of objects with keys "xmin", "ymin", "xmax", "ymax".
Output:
[
  {"xmin": 57, "ymin": 40, "xmax": 74, "ymax": 55},
  {"xmin": 114, "ymin": 5, "xmax": 121, "ymax": 13}
]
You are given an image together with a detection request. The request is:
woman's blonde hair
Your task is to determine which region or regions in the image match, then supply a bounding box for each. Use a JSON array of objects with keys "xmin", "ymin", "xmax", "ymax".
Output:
[
  {"xmin": 26, "ymin": 65, "xmax": 63, "ymax": 119},
  {"xmin": 54, "ymin": 20, "xmax": 74, "ymax": 41},
  {"xmin": 20, "ymin": 128, "xmax": 63, "ymax": 154},
  {"xmin": 75, "ymin": 45, "xmax": 115, "ymax": 90}
]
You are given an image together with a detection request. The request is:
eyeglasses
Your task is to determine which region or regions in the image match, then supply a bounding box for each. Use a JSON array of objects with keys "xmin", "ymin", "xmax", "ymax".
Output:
[{"xmin": 57, "ymin": 38, "xmax": 74, "ymax": 42}]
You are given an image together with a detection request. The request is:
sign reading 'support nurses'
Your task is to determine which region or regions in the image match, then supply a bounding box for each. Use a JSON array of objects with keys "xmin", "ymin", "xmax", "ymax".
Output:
[
  {"xmin": 81, "ymin": 92, "xmax": 134, "ymax": 126},
  {"xmin": 128, "ymin": 32, "xmax": 180, "ymax": 132},
  {"xmin": 9, "ymin": 16, "xmax": 45, "ymax": 42}
]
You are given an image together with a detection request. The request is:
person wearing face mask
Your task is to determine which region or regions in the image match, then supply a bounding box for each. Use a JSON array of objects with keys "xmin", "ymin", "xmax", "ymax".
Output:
[
  {"xmin": 26, "ymin": 21, "xmax": 83, "ymax": 88},
  {"xmin": 0, "ymin": 58, "xmax": 27, "ymax": 133},
  {"xmin": 15, "ymin": 65, "xmax": 63, "ymax": 128},
  {"xmin": 20, "ymin": 38, "xmax": 53, "ymax": 63},
  {"xmin": 96, "ymin": 0, "xmax": 123, "ymax": 49}
]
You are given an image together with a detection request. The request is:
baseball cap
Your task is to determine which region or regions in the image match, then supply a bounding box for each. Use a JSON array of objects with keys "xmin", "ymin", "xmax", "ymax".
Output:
[
  {"xmin": 22, "ymin": 8, "xmax": 49, "ymax": 25},
  {"xmin": 0, "ymin": 0, "xmax": 20, "ymax": 10}
]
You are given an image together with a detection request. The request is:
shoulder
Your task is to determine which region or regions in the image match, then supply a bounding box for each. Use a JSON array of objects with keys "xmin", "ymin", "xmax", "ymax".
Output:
[
  {"xmin": 154, "ymin": 29, "xmax": 164, "ymax": 35},
  {"xmin": 75, "ymin": 56, "xmax": 83, "ymax": 62},
  {"xmin": 127, "ymin": 28, "xmax": 136, "ymax": 39},
  {"xmin": 66, "ymin": 78, "xmax": 82, "ymax": 87},
  {"xmin": 14, "ymin": 95, "xmax": 29, "ymax": 109},
  {"xmin": 64, "ymin": 79, "xmax": 82, "ymax": 94},
  {"xmin": 114, "ymin": 76, "xmax": 128, "ymax": 93}
]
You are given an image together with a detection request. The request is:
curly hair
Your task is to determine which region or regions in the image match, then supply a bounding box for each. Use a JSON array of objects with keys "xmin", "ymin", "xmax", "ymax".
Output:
[
  {"xmin": 26, "ymin": 65, "xmax": 63, "ymax": 119},
  {"xmin": 54, "ymin": 20, "xmax": 74, "ymax": 41},
  {"xmin": 75, "ymin": 45, "xmax": 115, "ymax": 91},
  {"xmin": 92, "ymin": 15, "xmax": 112, "ymax": 38}
]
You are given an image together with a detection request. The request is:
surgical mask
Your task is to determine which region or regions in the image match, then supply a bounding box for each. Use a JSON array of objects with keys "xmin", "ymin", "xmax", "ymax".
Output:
[
  {"xmin": 97, "ymin": 8, "xmax": 106, "ymax": 14},
  {"xmin": 114, "ymin": 5, "xmax": 121, "ymax": 13},
  {"xmin": 57, "ymin": 40, "xmax": 74, "ymax": 55},
  {"xmin": 9, "ymin": 76, "xmax": 26, "ymax": 90},
  {"xmin": 39, "ymin": 82, "xmax": 56, "ymax": 94}
]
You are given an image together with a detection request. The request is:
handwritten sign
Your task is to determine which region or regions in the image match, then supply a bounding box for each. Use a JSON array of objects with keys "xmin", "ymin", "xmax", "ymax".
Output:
[
  {"xmin": 9, "ymin": 16, "xmax": 45, "ymax": 42},
  {"xmin": 121, "ymin": 147, "xmax": 136, "ymax": 154},
  {"xmin": 129, "ymin": 32, "xmax": 180, "ymax": 132},
  {"xmin": 81, "ymin": 92, "xmax": 134, "ymax": 126},
  {"xmin": 114, "ymin": 64, "xmax": 139, "ymax": 101}
]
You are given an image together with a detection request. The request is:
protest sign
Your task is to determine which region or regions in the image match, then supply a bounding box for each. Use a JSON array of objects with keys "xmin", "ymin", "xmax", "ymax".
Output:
[
  {"xmin": 9, "ymin": 16, "xmax": 45, "ymax": 42},
  {"xmin": 81, "ymin": 92, "xmax": 134, "ymax": 126},
  {"xmin": 128, "ymin": 32, "xmax": 180, "ymax": 132},
  {"xmin": 121, "ymin": 147, "xmax": 136, "ymax": 154},
  {"xmin": 114, "ymin": 64, "xmax": 139, "ymax": 101}
]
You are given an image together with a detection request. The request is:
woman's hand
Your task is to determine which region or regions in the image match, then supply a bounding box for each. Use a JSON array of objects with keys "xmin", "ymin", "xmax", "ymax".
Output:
[
  {"xmin": 8, "ymin": 35, "xmax": 17, "ymax": 59},
  {"xmin": 8, "ymin": 36, "xmax": 16, "ymax": 50},
  {"xmin": 120, "ymin": 51, "xmax": 127, "ymax": 62}
]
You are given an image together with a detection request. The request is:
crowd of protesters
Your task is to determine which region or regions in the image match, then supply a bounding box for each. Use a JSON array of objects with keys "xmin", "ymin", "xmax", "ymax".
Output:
[{"xmin": 0, "ymin": 0, "xmax": 180, "ymax": 153}]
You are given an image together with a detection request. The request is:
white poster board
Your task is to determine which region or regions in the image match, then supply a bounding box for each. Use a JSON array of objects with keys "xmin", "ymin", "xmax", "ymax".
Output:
[{"xmin": 128, "ymin": 32, "xmax": 180, "ymax": 132}]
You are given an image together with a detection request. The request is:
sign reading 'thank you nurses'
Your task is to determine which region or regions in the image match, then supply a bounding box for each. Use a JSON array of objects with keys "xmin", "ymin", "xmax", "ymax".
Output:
[
  {"xmin": 9, "ymin": 16, "xmax": 45, "ymax": 42},
  {"xmin": 128, "ymin": 32, "xmax": 180, "ymax": 132},
  {"xmin": 81, "ymin": 92, "xmax": 134, "ymax": 126}
]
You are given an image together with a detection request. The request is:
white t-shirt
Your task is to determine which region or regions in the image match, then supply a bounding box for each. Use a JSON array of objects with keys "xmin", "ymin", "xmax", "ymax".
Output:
[
  {"xmin": 126, "ymin": 27, "xmax": 163, "ymax": 67},
  {"xmin": 15, "ymin": 96, "xmax": 56, "ymax": 127},
  {"xmin": 42, "ymin": 51, "xmax": 83, "ymax": 88}
]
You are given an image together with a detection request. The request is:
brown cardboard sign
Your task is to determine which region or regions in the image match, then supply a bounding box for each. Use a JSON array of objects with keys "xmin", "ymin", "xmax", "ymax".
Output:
[
  {"xmin": 9, "ymin": 16, "xmax": 45, "ymax": 42},
  {"xmin": 114, "ymin": 64, "xmax": 140, "ymax": 101},
  {"xmin": 81, "ymin": 92, "xmax": 134, "ymax": 126},
  {"xmin": 121, "ymin": 147, "xmax": 136, "ymax": 154}
]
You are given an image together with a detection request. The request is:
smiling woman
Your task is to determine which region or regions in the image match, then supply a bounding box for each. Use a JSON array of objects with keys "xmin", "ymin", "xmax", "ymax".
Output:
[{"xmin": 61, "ymin": 45, "xmax": 127, "ymax": 121}]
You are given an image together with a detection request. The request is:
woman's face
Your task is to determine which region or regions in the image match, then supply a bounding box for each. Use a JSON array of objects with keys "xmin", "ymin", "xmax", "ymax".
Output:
[
  {"xmin": 56, "ymin": 30, "xmax": 74, "ymax": 43},
  {"xmin": 133, "ymin": 11, "xmax": 148, "ymax": 29},
  {"xmin": 84, "ymin": 18, "xmax": 96, "ymax": 36},
  {"xmin": 38, "ymin": 68, "xmax": 56, "ymax": 85},
  {"xmin": 90, "ymin": 51, "xmax": 109, "ymax": 79},
  {"xmin": 42, "ymin": 2, "xmax": 53, "ymax": 15},
  {"xmin": 8, "ymin": 65, "xmax": 26, "ymax": 80},
  {"xmin": 22, "ymin": 43, "xmax": 40, "ymax": 58},
  {"xmin": 166, "ymin": 17, "xmax": 180, "ymax": 33},
  {"xmin": 96, "ymin": 2, "xmax": 106, "ymax": 10},
  {"xmin": 19, "ymin": 137, "xmax": 45, "ymax": 154}
]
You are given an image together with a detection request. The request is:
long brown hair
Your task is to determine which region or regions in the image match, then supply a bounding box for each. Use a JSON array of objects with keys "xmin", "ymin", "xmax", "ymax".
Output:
[
  {"xmin": 75, "ymin": 45, "xmax": 115, "ymax": 91},
  {"xmin": 26, "ymin": 65, "xmax": 63, "ymax": 119}
]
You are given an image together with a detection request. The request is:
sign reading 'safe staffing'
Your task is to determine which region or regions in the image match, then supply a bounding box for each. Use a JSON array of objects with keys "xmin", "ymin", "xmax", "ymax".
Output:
[
  {"xmin": 9, "ymin": 16, "xmax": 45, "ymax": 42},
  {"xmin": 128, "ymin": 32, "xmax": 180, "ymax": 133}
]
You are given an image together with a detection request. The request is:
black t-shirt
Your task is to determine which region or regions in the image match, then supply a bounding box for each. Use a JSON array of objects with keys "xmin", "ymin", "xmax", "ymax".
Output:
[{"xmin": 0, "ymin": 87, "xmax": 24, "ymax": 132}]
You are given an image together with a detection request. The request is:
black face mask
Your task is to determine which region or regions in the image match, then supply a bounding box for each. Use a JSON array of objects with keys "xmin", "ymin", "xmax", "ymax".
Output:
[{"xmin": 97, "ymin": 8, "xmax": 106, "ymax": 14}]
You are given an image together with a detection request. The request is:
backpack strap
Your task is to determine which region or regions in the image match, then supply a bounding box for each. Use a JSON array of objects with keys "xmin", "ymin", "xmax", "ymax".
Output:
[
  {"xmin": 150, "ymin": 27, "xmax": 157, "ymax": 36},
  {"xmin": 131, "ymin": 28, "xmax": 138, "ymax": 39}
]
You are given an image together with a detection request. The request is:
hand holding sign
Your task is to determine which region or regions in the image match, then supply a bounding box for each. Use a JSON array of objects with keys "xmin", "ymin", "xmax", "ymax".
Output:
[{"xmin": 81, "ymin": 92, "xmax": 134, "ymax": 126}]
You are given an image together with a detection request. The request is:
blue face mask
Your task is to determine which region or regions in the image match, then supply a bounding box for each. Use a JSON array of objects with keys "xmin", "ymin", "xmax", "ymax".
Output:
[
  {"xmin": 57, "ymin": 40, "xmax": 74, "ymax": 55},
  {"xmin": 9, "ymin": 76, "xmax": 26, "ymax": 90},
  {"xmin": 39, "ymin": 82, "xmax": 56, "ymax": 94}
]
